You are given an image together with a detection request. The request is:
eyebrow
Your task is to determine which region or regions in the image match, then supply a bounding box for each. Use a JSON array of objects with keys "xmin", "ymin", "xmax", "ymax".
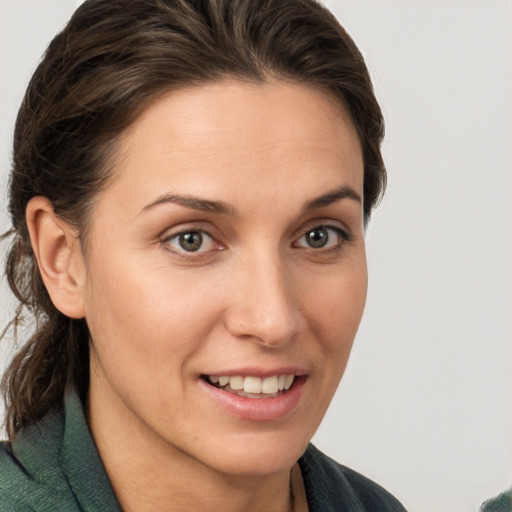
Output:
[
  {"xmin": 302, "ymin": 185, "xmax": 362, "ymax": 213},
  {"xmin": 140, "ymin": 184, "xmax": 361, "ymax": 217},
  {"xmin": 141, "ymin": 193, "xmax": 236, "ymax": 216}
]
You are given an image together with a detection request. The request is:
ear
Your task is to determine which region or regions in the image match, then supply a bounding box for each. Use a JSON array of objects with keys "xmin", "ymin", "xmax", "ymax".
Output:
[{"xmin": 26, "ymin": 197, "xmax": 86, "ymax": 319}]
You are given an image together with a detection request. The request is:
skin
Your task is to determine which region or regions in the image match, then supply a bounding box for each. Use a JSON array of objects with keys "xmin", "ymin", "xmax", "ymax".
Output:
[{"xmin": 27, "ymin": 80, "xmax": 367, "ymax": 512}]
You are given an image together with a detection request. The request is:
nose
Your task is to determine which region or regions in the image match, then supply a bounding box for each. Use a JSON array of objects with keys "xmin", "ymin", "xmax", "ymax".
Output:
[{"xmin": 223, "ymin": 251, "xmax": 305, "ymax": 347}]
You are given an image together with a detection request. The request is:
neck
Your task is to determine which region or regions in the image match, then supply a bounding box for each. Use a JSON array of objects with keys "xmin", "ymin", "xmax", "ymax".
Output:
[{"xmin": 87, "ymin": 381, "xmax": 299, "ymax": 512}]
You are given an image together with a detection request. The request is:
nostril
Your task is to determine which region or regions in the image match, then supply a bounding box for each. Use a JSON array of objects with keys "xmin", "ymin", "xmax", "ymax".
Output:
[{"xmin": 224, "ymin": 307, "xmax": 302, "ymax": 347}]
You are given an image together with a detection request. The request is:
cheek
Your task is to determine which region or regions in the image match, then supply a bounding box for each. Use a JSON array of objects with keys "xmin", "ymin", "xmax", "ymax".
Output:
[
  {"xmin": 292, "ymin": 258, "xmax": 367, "ymax": 435},
  {"xmin": 84, "ymin": 253, "xmax": 223, "ymax": 383},
  {"xmin": 303, "ymin": 259, "xmax": 367, "ymax": 346}
]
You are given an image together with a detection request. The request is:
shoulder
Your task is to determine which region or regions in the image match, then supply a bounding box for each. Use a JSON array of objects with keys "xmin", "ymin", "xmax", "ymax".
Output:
[
  {"xmin": 299, "ymin": 444, "xmax": 408, "ymax": 512},
  {"xmin": 0, "ymin": 440, "xmax": 28, "ymax": 511},
  {"xmin": 1, "ymin": 391, "xmax": 120, "ymax": 512},
  {"xmin": 0, "ymin": 439, "xmax": 40, "ymax": 511},
  {"xmin": 0, "ymin": 410, "xmax": 80, "ymax": 512},
  {"xmin": 480, "ymin": 486, "xmax": 512, "ymax": 512}
]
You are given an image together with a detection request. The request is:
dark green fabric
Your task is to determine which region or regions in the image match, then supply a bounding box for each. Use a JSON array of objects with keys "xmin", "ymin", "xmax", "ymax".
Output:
[
  {"xmin": 0, "ymin": 391, "xmax": 120, "ymax": 512},
  {"xmin": 1, "ymin": 390, "xmax": 407, "ymax": 511},
  {"xmin": 481, "ymin": 487, "xmax": 512, "ymax": 512},
  {"xmin": 299, "ymin": 445, "xmax": 406, "ymax": 512}
]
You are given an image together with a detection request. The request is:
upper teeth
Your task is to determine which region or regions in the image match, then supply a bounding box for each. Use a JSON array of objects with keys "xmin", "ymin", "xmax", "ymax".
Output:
[{"xmin": 208, "ymin": 374, "xmax": 295, "ymax": 394}]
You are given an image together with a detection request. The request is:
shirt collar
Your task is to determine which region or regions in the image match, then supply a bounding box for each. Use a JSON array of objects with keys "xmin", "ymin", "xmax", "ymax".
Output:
[{"xmin": 59, "ymin": 388, "xmax": 121, "ymax": 511}]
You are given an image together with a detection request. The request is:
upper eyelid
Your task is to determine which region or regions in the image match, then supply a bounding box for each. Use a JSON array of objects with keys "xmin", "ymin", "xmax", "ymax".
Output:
[
  {"xmin": 160, "ymin": 223, "xmax": 218, "ymax": 241},
  {"xmin": 162, "ymin": 227, "xmax": 212, "ymax": 239},
  {"xmin": 294, "ymin": 219, "xmax": 350, "ymax": 239}
]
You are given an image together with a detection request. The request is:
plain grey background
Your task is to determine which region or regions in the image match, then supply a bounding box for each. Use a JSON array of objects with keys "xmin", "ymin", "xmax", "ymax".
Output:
[{"xmin": 1, "ymin": 1, "xmax": 511, "ymax": 511}]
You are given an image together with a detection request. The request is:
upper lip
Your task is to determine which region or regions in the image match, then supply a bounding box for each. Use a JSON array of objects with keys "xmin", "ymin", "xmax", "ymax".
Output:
[{"xmin": 200, "ymin": 366, "xmax": 308, "ymax": 378}]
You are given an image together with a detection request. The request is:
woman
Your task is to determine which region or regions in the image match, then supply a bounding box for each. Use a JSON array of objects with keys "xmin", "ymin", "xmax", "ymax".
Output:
[{"xmin": 0, "ymin": 0, "xmax": 406, "ymax": 510}]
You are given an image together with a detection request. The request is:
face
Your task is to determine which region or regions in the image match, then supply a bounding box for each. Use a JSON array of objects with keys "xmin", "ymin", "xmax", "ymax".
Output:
[{"xmin": 83, "ymin": 80, "xmax": 367, "ymax": 477}]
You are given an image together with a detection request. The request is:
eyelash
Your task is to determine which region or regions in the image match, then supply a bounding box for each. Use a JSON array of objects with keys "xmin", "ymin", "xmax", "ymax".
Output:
[
  {"xmin": 162, "ymin": 230, "xmax": 220, "ymax": 255},
  {"xmin": 161, "ymin": 224, "xmax": 351, "ymax": 259},
  {"xmin": 293, "ymin": 225, "xmax": 351, "ymax": 253}
]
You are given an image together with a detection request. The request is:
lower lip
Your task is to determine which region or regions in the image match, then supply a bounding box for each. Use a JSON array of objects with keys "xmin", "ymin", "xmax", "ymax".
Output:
[{"xmin": 200, "ymin": 376, "xmax": 306, "ymax": 421}]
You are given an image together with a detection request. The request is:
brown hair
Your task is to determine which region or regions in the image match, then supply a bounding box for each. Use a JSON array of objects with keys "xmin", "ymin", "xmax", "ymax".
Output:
[{"xmin": 1, "ymin": 0, "xmax": 385, "ymax": 439}]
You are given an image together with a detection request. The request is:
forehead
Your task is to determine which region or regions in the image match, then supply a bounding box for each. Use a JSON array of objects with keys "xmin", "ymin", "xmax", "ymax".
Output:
[
  {"xmin": 122, "ymin": 80, "xmax": 360, "ymax": 154},
  {"xmin": 104, "ymin": 80, "xmax": 363, "ymax": 213}
]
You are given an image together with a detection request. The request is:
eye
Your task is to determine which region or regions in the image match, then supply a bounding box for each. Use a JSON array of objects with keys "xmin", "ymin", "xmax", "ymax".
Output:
[
  {"xmin": 294, "ymin": 225, "xmax": 349, "ymax": 250},
  {"xmin": 165, "ymin": 230, "xmax": 217, "ymax": 253}
]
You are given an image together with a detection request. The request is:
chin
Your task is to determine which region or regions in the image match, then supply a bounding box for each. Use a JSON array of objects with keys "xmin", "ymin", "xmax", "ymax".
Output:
[{"xmin": 196, "ymin": 430, "xmax": 312, "ymax": 477}]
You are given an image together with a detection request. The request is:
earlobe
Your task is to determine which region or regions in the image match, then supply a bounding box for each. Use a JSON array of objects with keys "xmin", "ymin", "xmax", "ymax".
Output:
[{"xmin": 26, "ymin": 197, "xmax": 86, "ymax": 319}]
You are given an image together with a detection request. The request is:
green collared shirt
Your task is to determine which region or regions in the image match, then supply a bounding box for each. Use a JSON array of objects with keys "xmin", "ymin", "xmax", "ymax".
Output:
[
  {"xmin": 0, "ymin": 390, "xmax": 407, "ymax": 511},
  {"xmin": 0, "ymin": 391, "xmax": 120, "ymax": 511}
]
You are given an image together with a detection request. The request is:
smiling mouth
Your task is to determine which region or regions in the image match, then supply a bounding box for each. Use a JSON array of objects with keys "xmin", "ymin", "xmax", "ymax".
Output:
[{"xmin": 201, "ymin": 374, "xmax": 296, "ymax": 398}]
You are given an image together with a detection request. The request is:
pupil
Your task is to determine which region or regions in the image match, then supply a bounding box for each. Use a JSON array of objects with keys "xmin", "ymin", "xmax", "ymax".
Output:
[
  {"xmin": 179, "ymin": 232, "xmax": 202, "ymax": 251},
  {"xmin": 307, "ymin": 228, "xmax": 328, "ymax": 248}
]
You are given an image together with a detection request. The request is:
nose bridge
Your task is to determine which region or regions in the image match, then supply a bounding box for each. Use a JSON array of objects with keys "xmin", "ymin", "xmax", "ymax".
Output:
[{"xmin": 225, "ymin": 245, "xmax": 302, "ymax": 346}]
